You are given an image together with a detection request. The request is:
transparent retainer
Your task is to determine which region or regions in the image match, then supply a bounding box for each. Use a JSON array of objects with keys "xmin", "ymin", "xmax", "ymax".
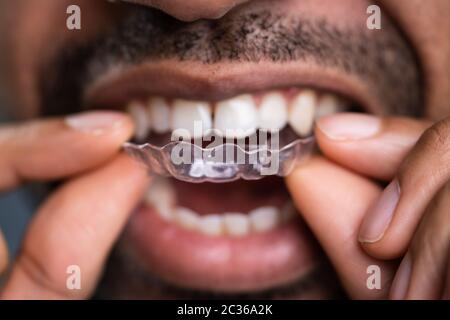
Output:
[{"xmin": 123, "ymin": 130, "xmax": 316, "ymax": 183}]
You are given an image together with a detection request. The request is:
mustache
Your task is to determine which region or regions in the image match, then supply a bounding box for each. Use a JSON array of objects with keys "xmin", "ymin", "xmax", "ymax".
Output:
[{"xmin": 39, "ymin": 7, "xmax": 423, "ymax": 117}]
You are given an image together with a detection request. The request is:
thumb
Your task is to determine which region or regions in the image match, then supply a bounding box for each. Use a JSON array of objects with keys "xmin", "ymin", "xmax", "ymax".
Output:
[
  {"xmin": 286, "ymin": 156, "xmax": 397, "ymax": 298},
  {"xmin": 314, "ymin": 113, "xmax": 431, "ymax": 180}
]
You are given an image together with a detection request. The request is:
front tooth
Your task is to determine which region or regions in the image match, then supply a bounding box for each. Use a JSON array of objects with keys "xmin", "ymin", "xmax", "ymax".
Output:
[
  {"xmin": 214, "ymin": 94, "xmax": 258, "ymax": 138},
  {"xmin": 127, "ymin": 101, "xmax": 151, "ymax": 141},
  {"xmin": 198, "ymin": 214, "xmax": 224, "ymax": 236},
  {"xmin": 249, "ymin": 206, "xmax": 280, "ymax": 232},
  {"xmin": 315, "ymin": 94, "xmax": 341, "ymax": 119},
  {"xmin": 148, "ymin": 97, "xmax": 171, "ymax": 134},
  {"xmin": 223, "ymin": 213, "xmax": 250, "ymax": 236},
  {"xmin": 174, "ymin": 207, "xmax": 199, "ymax": 230},
  {"xmin": 288, "ymin": 90, "xmax": 317, "ymax": 137},
  {"xmin": 258, "ymin": 92, "xmax": 288, "ymax": 131},
  {"xmin": 172, "ymin": 100, "xmax": 212, "ymax": 139},
  {"xmin": 145, "ymin": 177, "xmax": 175, "ymax": 221}
]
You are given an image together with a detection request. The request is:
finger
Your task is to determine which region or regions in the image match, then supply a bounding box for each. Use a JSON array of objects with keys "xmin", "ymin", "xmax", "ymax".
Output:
[
  {"xmin": 315, "ymin": 113, "xmax": 432, "ymax": 180},
  {"xmin": 0, "ymin": 111, "xmax": 133, "ymax": 191},
  {"xmin": 358, "ymin": 117, "xmax": 450, "ymax": 259},
  {"xmin": 390, "ymin": 183, "xmax": 450, "ymax": 299},
  {"xmin": 286, "ymin": 156, "xmax": 396, "ymax": 299},
  {"xmin": 0, "ymin": 229, "xmax": 8, "ymax": 274},
  {"xmin": 1, "ymin": 154, "xmax": 149, "ymax": 299},
  {"xmin": 447, "ymin": 260, "xmax": 450, "ymax": 300}
]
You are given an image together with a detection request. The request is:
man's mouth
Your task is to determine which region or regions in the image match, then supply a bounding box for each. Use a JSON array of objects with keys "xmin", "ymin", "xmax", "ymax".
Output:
[
  {"xmin": 115, "ymin": 86, "xmax": 348, "ymax": 293},
  {"xmin": 38, "ymin": 2, "xmax": 422, "ymax": 298}
]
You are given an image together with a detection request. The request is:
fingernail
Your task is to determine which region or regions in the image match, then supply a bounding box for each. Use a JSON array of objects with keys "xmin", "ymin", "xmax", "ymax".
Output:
[
  {"xmin": 359, "ymin": 179, "xmax": 400, "ymax": 243},
  {"xmin": 317, "ymin": 113, "xmax": 381, "ymax": 140},
  {"xmin": 390, "ymin": 252, "xmax": 412, "ymax": 300},
  {"xmin": 65, "ymin": 111, "xmax": 126, "ymax": 135}
]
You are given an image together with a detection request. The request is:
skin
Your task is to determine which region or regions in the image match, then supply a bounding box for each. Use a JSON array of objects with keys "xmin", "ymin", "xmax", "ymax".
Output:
[{"xmin": 0, "ymin": 0, "xmax": 449, "ymax": 299}]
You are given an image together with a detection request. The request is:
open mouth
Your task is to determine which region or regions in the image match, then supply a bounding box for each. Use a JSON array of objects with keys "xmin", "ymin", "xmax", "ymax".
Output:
[
  {"xmin": 123, "ymin": 88, "xmax": 349, "ymax": 182},
  {"xmin": 112, "ymin": 86, "xmax": 351, "ymax": 293}
]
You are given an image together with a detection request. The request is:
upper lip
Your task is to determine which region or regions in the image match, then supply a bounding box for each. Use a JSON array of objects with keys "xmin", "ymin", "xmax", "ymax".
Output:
[{"xmin": 85, "ymin": 60, "xmax": 377, "ymax": 113}]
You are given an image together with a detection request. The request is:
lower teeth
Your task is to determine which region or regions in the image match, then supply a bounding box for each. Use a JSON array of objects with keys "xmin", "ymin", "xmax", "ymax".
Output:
[{"xmin": 144, "ymin": 177, "xmax": 296, "ymax": 237}]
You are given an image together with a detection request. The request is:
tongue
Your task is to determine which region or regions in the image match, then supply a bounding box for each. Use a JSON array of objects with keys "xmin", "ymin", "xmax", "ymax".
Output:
[{"xmin": 173, "ymin": 176, "xmax": 290, "ymax": 215}]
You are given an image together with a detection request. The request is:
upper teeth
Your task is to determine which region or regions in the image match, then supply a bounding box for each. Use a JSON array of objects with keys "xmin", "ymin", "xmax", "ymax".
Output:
[
  {"xmin": 127, "ymin": 101, "xmax": 151, "ymax": 141},
  {"xmin": 214, "ymin": 94, "xmax": 259, "ymax": 139},
  {"xmin": 172, "ymin": 99, "xmax": 212, "ymax": 139},
  {"xmin": 288, "ymin": 89, "xmax": 317, "ymax": 137},
  {"xmin": 148, "ymin": 97, "xmax": 171, "ymax": 134},
  {"xmin": 145, "ymin": 177, "xmax": 296, "ymax": 237},
  {"xmin": 315, "ymin": 93, "xmax": 343, "ymax": 119},
  {"xmin": 127, "ymin": 89, "xmax": 347, "ymax": 141},
  {"xmin": 258, "ymin": 92, "xmax": 288, "ymax": 131}
]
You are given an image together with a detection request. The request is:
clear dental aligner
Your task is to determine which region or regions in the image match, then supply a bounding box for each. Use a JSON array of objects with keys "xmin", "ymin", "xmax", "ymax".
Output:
[
  {"xmin": 123, "ymin": 88, "xmax": 348, "ymax": 182},
  {"xmin": 124, "ymin": 135, "xmax": 316, "ymax": 183}
]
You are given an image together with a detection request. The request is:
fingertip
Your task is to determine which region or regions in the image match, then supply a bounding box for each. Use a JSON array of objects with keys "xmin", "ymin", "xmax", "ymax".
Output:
[
  {"xmin": 314, "ymin": 114, "xmax": 419, "ymax": 180},
  {"xmin": 112, "ymin": 153, "xmax": 150, "ymax": 184},
  {"xmin": 285, "ymin": 156, "xmax": 326, "ymax": 189},
  {"xmin": 315, "ymin": 113, "xmax": 382, "ymax": 142},
  {"xmin": 65, "ymin": 111, "xmax": 135, "ymax": 143},
  {"xmin": 359, "ymin": 236, "xmax": 406, "ymax": 260},
  {"xmin": 0, "ymin": 230, "xmax": 9, "ymax": 274}
]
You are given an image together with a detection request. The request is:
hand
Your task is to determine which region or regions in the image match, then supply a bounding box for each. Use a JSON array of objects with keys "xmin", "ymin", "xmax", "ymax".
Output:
[
  {"xmin": 286, "ymin": 112, "xmax": 450, "ymax": 299},
  {"xmin": 0, "ymin": 111, "xmax": 149, "ymax": 299}
]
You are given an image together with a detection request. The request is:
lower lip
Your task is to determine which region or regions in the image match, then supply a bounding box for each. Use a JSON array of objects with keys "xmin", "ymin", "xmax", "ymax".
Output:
[{"xmin": 123, "ymin": 203, "xmax": 321, "ymax": 293}]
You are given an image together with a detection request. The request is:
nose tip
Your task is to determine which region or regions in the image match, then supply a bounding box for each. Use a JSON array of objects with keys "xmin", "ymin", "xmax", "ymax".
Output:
[{"xmin": 118, "ymin": 0, "xmax": 250, "ymax": 21}]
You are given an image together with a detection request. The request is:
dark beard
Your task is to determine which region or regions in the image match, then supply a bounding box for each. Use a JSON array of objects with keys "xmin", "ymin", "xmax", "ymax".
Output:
[{"xmin": 39, "ymin": 6, "xmax": 422, "ymax": 118}]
